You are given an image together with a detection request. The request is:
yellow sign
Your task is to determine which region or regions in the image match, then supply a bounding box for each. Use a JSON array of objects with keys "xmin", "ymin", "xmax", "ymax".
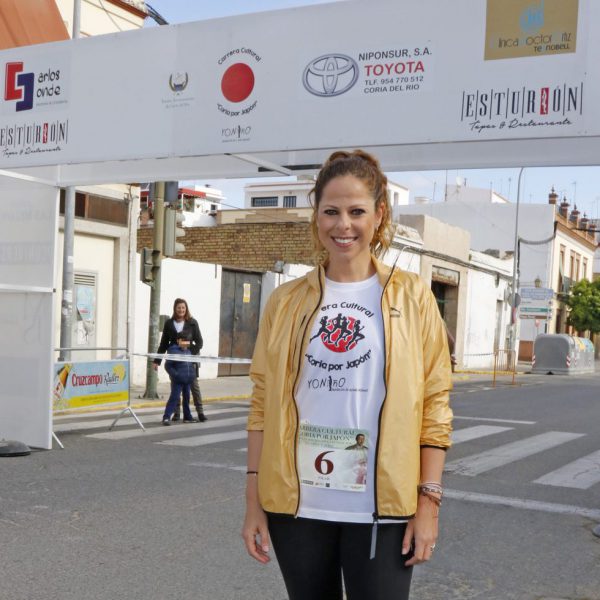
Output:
[
  {"xmin": 485, "ymin": 0, "xmax": 578, "ymax": 60},
  {"xmin": 53, "ymin": 360, "xmax": 129, "ymax": 411},
  {"xmin": 243, "ymin": 282, "xmax": 251, "ymax": 303}
]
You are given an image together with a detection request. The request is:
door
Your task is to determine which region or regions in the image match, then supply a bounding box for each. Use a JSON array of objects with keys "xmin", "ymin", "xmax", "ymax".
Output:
[
  {"xmin": 71, "ymin": 272, "xmax": 97, "ymax": 361},
  {"xmin": 218, "ymin": 270, "xmax": 262, "ymax": 376}
]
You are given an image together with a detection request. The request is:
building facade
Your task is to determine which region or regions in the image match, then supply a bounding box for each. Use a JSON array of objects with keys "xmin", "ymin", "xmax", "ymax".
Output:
[{"xmin": 397, "ymin": 185, "xmax": 597, "ymax": 360}]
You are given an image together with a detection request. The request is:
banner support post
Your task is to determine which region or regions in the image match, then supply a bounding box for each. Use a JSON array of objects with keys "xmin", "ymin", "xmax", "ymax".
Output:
[{"xmin": 109, "ymin": 351, "xmax": 145, "ymax": 431}]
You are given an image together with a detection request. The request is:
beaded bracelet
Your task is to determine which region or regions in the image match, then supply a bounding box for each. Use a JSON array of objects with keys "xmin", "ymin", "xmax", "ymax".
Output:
[
  {"xmin": 418, "ymin": 489, "xmax": 442, "ymax": 507},
  {"xmin": 418, "ymin": 482, "xmax": 443, "ymax": 495}
]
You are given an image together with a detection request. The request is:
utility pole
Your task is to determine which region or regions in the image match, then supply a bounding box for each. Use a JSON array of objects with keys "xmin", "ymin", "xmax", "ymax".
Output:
[
  {"xmin": 509, "ymin": 167, "xmax": 525, "ymax": 362},
  {"xmin": 143, "ymin": 182, "xmax": 165, "ymax": 399},
  {"xmin": 58, "ymin": 0, "xmax": 81, "ymax": 361}
]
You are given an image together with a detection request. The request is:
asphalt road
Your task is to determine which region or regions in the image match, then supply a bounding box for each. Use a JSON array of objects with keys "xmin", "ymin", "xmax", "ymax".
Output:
[{"xmin": 1, "ymin": 373, "xmax": 599, "ymax": 600}]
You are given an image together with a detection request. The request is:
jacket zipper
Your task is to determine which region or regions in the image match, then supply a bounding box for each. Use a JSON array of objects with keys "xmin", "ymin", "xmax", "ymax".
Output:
[
  {"xmin": 291, "ymin": 270, "xmax": 324, "ymax": 517},
  {"xmin": 370, "ymin": 264, "xmax": 397, "ymax": 559}
]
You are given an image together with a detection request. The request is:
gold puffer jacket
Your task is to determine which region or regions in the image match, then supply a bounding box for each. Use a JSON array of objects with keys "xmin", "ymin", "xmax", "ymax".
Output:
[{"xmin": 247, "ymin": 257, "xmax": 453, "ymax": 520}]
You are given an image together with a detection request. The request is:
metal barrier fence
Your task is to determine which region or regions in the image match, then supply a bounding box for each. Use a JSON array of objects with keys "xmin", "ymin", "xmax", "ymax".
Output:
[
  {"xmin": 459, "ymin": 349, "xmax": 517, "ymax": 387},
  {"xmin": 493, "ymin": 349, "xmax": 517, "ymax": 387}
]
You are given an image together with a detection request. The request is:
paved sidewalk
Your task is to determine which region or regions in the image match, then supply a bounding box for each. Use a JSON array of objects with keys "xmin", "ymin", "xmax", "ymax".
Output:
[
  {"xmin": 130, "ymin": 375, "xmax": 253, "ymax": 408},
  {"xmin": 129, "ymin": 371, "xmax": 478, "ymax": 409}
]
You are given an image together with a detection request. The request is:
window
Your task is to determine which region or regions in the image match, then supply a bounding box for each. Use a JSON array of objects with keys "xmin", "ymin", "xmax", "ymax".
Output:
[
  {"xmin": 251, "ymin": 196, "xmax": 278, "ymax": 207},
  {"xmin": 558, "ymin": 245, "xmax": 565, "ymax": 292},
  {"xmin": 582, "ymin": 258, "xmax": 588, "ymax": 280},
  {"xmin": 569, "ymin": 252, "xmax": 575, "ymax": 279},
  {"xmin": 283, "ymin": 195, "xmax": 297, "ymax": 208}
]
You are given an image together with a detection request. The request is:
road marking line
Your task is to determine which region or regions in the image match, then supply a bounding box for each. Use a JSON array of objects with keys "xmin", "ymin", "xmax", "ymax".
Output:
[
  {"xmin": 159, "ymin": 430, "xmax": 247, "ymax": 447},
  {"xmin": 86, "ymin": 415, "xmax": 248, "ymax": 440},
  {"xmin": 181, "ymin": 464, "xmax": 600, "ymax": 522},
  {"xmin": 533, "ymin": 450, "xmax": 600, "ymax": 489},
  {"xmin": 451, "ymin": 425, "xmax": 512, "ymax": 444},
  {"xmin": 188, "ymin": 462, "xmax": 246, "ymax": 471},
  {"xmin": 444, "ymin": 488, "xmax": 600, "ymax": 521},
  {"xmin": 445, "ymin": 431, "xmax": 584, "ymax": 476},
  {"xmin": 453, "ymin": 416, "xmax": 536, "ymax": 425}
]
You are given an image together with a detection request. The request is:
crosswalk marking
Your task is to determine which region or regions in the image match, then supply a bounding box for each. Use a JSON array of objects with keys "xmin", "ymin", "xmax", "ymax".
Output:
[
  {"xmin": 56, "ymin": 407, "xmax": 247, "ymax": 434},
  {"xmin": 451, "ymin": 425, "xmax": 512, "ymax": 445},
  {"xmin": 445, "ymin": 431, "xmax": 584, "ymax": 476},
  {"xmin": 53, "ymin": 407, "xmax": 600, "ymax": 493},
  {"xmin": 158, "ymin": 430, "xmax": 247, "ymax": 447},
  {"xmin": 188, "ymin": 462, "xmax": 246, "ymax": 471},
  {"xmin": 533, "ymin": 450, "xmax": 600, "ymax": 489},
  {"xmin": 86, "ymin": 415, "xmax": 248, "ymax": 440}
]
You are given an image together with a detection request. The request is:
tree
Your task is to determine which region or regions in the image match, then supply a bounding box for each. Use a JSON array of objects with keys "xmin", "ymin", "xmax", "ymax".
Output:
[{"xmin": 565, "ymin": 278, "xmax": 600, "ymax": 334}]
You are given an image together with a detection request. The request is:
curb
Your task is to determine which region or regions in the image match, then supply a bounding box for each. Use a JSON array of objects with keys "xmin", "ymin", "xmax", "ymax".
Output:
[
  {"xmin": 454, "ymin": 370, "xmax": 526, "ymax": 376},
  {"xmin": 54, "ymin": 394, "xmax": 251, "ymax": 417},
  {"xmin": 129, "ymin": 394, "xmax": 251, "ymax": 409}
]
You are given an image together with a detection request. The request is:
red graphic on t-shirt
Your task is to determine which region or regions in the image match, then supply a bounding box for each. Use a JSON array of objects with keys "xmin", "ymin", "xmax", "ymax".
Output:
[{"xmin": 310, "ymin": 313, "xmax": 365, "ymax": 353}]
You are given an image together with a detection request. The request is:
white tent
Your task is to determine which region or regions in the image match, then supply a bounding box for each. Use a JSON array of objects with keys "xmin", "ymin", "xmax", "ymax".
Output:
[{"xmin": 0, "ymin": 0, "xmax": 597, "ymax": 447}]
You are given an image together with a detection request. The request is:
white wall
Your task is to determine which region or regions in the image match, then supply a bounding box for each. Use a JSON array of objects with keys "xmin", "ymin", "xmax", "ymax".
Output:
[
  {"xmin": 133, "ymin": 257, "xmax": 222, "ymax": 385},
  {"xmin": 397, "ymin": 202, "xmax": 554, "ymax": 342},
  {"xmin": 55, "ymin": 0, "xmax": 146, "ymax": 36},
  {"xmin": 245, "ymin": 181, "xmax": 313, "ymax": 209},
  {"xmin": 383, "ymin": 245, "xmax": 421, "ymax": 274},
  {"xmin": 54, "ymin": 231, "xmax": 115, "ymax": 359},
  {"xmin": 463, "ymin": 266, "xmax": 511, "ymax": 369},
  {"xmin": 260, "ymin": 264, "xmax": 313, "ymax": 316}
]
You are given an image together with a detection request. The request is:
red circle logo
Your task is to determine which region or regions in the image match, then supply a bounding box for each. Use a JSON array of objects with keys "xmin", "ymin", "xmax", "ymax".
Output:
[
  {"xmin": 313, "ymin": 314, "xmax": 365, "ymax": 353},
  {"xmin": 221, "ymin": 63, "xmax": 255, "ymax": 103}
]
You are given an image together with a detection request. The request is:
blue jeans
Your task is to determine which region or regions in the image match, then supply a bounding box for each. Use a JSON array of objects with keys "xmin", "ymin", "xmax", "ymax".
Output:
[{"xmin": 163, "ymin": 380, "xmax": 192, "ymax": 421}]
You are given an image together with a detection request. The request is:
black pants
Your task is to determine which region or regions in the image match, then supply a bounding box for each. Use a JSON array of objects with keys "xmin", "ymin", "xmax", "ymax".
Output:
[
  {"xmin": 267, "ymin": 513, "xmax": 413, "ymax": 600},
  {"xmin": 174, "ymin": 378, "xmax": 204, "ymax": 418}
]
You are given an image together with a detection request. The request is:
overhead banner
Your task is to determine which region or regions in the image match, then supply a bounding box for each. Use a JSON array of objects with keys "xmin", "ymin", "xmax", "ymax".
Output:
[
  {"xmin": 53, "ymin": 360, "xmax": 129, "ymax": 410},
  {"xmin": 0, "ymin": 0, "xmax": 595, "ymax": 172},
  {"xmin": 485, "ymin": 0, "xmax": 579, "ymax": 60}
]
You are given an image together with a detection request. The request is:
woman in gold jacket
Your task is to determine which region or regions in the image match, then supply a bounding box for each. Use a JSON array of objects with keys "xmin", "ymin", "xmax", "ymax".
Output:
[{"xmin": 242, "ymin": 150, "xmax": 453, "ymax": 600}]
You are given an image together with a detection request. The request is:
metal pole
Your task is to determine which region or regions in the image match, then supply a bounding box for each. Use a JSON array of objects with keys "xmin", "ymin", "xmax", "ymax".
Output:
[
  {"xmin": 72, "ymin": 0, "xmax": 81, "ymax": 38},
  {"xmin": 58, "ymin": 2, "xmax": 81, "ymax": 362},
  {"xmin": 509, "ymin": 167, "xmax": 525, "ymax": 356},
  {"xmin": 59, "ymin": 187, "xmax": 76, "ymax": 361},
  {"xmin": 143, "ymin": 183, "xmax": 165, "ymax": 399}
]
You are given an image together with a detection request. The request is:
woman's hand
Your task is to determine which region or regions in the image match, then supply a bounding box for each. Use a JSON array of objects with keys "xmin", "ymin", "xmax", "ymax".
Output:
[
  {"xmin": 402, "ymin": 492, "xmax": 440, "ymax": 566},
  {"xmin": 241, "ymin": 501, "xmax": 271, "ymax": 564}
]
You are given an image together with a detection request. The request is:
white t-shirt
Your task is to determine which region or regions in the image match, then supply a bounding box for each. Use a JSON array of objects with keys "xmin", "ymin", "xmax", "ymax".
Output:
[
  {"xmin": 174, "ymin": 320, "xmax": 185, "ymax": 333},
  {"xmin": 295, "ymin": 274, "xmax": 386, "ymax": 523}
]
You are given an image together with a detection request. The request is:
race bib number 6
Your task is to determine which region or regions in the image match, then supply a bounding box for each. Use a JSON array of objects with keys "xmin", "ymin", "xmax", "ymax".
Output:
[{"xmin": 298, "ymin": 423, "xmax": 369, "ymax": 492}]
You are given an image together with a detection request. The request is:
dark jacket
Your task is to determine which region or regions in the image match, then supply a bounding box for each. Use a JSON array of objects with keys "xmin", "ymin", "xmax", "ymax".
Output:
[
  {"xmin": 154, "ymin": 317, "xmax": 203, "ymax": 374},
  {"xmin": 164, "ymin": 344, "xmax": 195, "ymax": 384}
]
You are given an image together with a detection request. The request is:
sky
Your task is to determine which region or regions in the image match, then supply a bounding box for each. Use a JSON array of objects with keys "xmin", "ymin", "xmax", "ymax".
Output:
[{"xmin": 144, "ymin": 1, "xmax": 600, "ymax": 218}]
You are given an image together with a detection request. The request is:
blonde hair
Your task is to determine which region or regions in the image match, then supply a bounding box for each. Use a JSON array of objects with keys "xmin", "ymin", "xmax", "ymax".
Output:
[{"xmin": 309, "ymin": 149, "xmax": 393, "ymax": 264}]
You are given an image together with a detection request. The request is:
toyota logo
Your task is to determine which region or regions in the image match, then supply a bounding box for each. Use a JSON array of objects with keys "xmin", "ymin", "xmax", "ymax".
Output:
[{"xmin": 303, "ymin": 54, "xmax": 358, "ymax": 97}]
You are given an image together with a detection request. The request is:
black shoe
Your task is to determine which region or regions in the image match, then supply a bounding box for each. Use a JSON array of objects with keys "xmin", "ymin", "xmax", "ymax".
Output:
[
  {"xmin": 162, "ymin": 419, "xmax": 171, "ymax": 426},
  {"xmin": 198, "ymin": 413, "xmax": 208, "ymax": 422},
  {"xmin": 183, "ymin": 417, "xmax": 198, "ymax": 423},
  {"xmin": 172, "ymin": 414, "xmax": 180, "ymax": 422}
]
